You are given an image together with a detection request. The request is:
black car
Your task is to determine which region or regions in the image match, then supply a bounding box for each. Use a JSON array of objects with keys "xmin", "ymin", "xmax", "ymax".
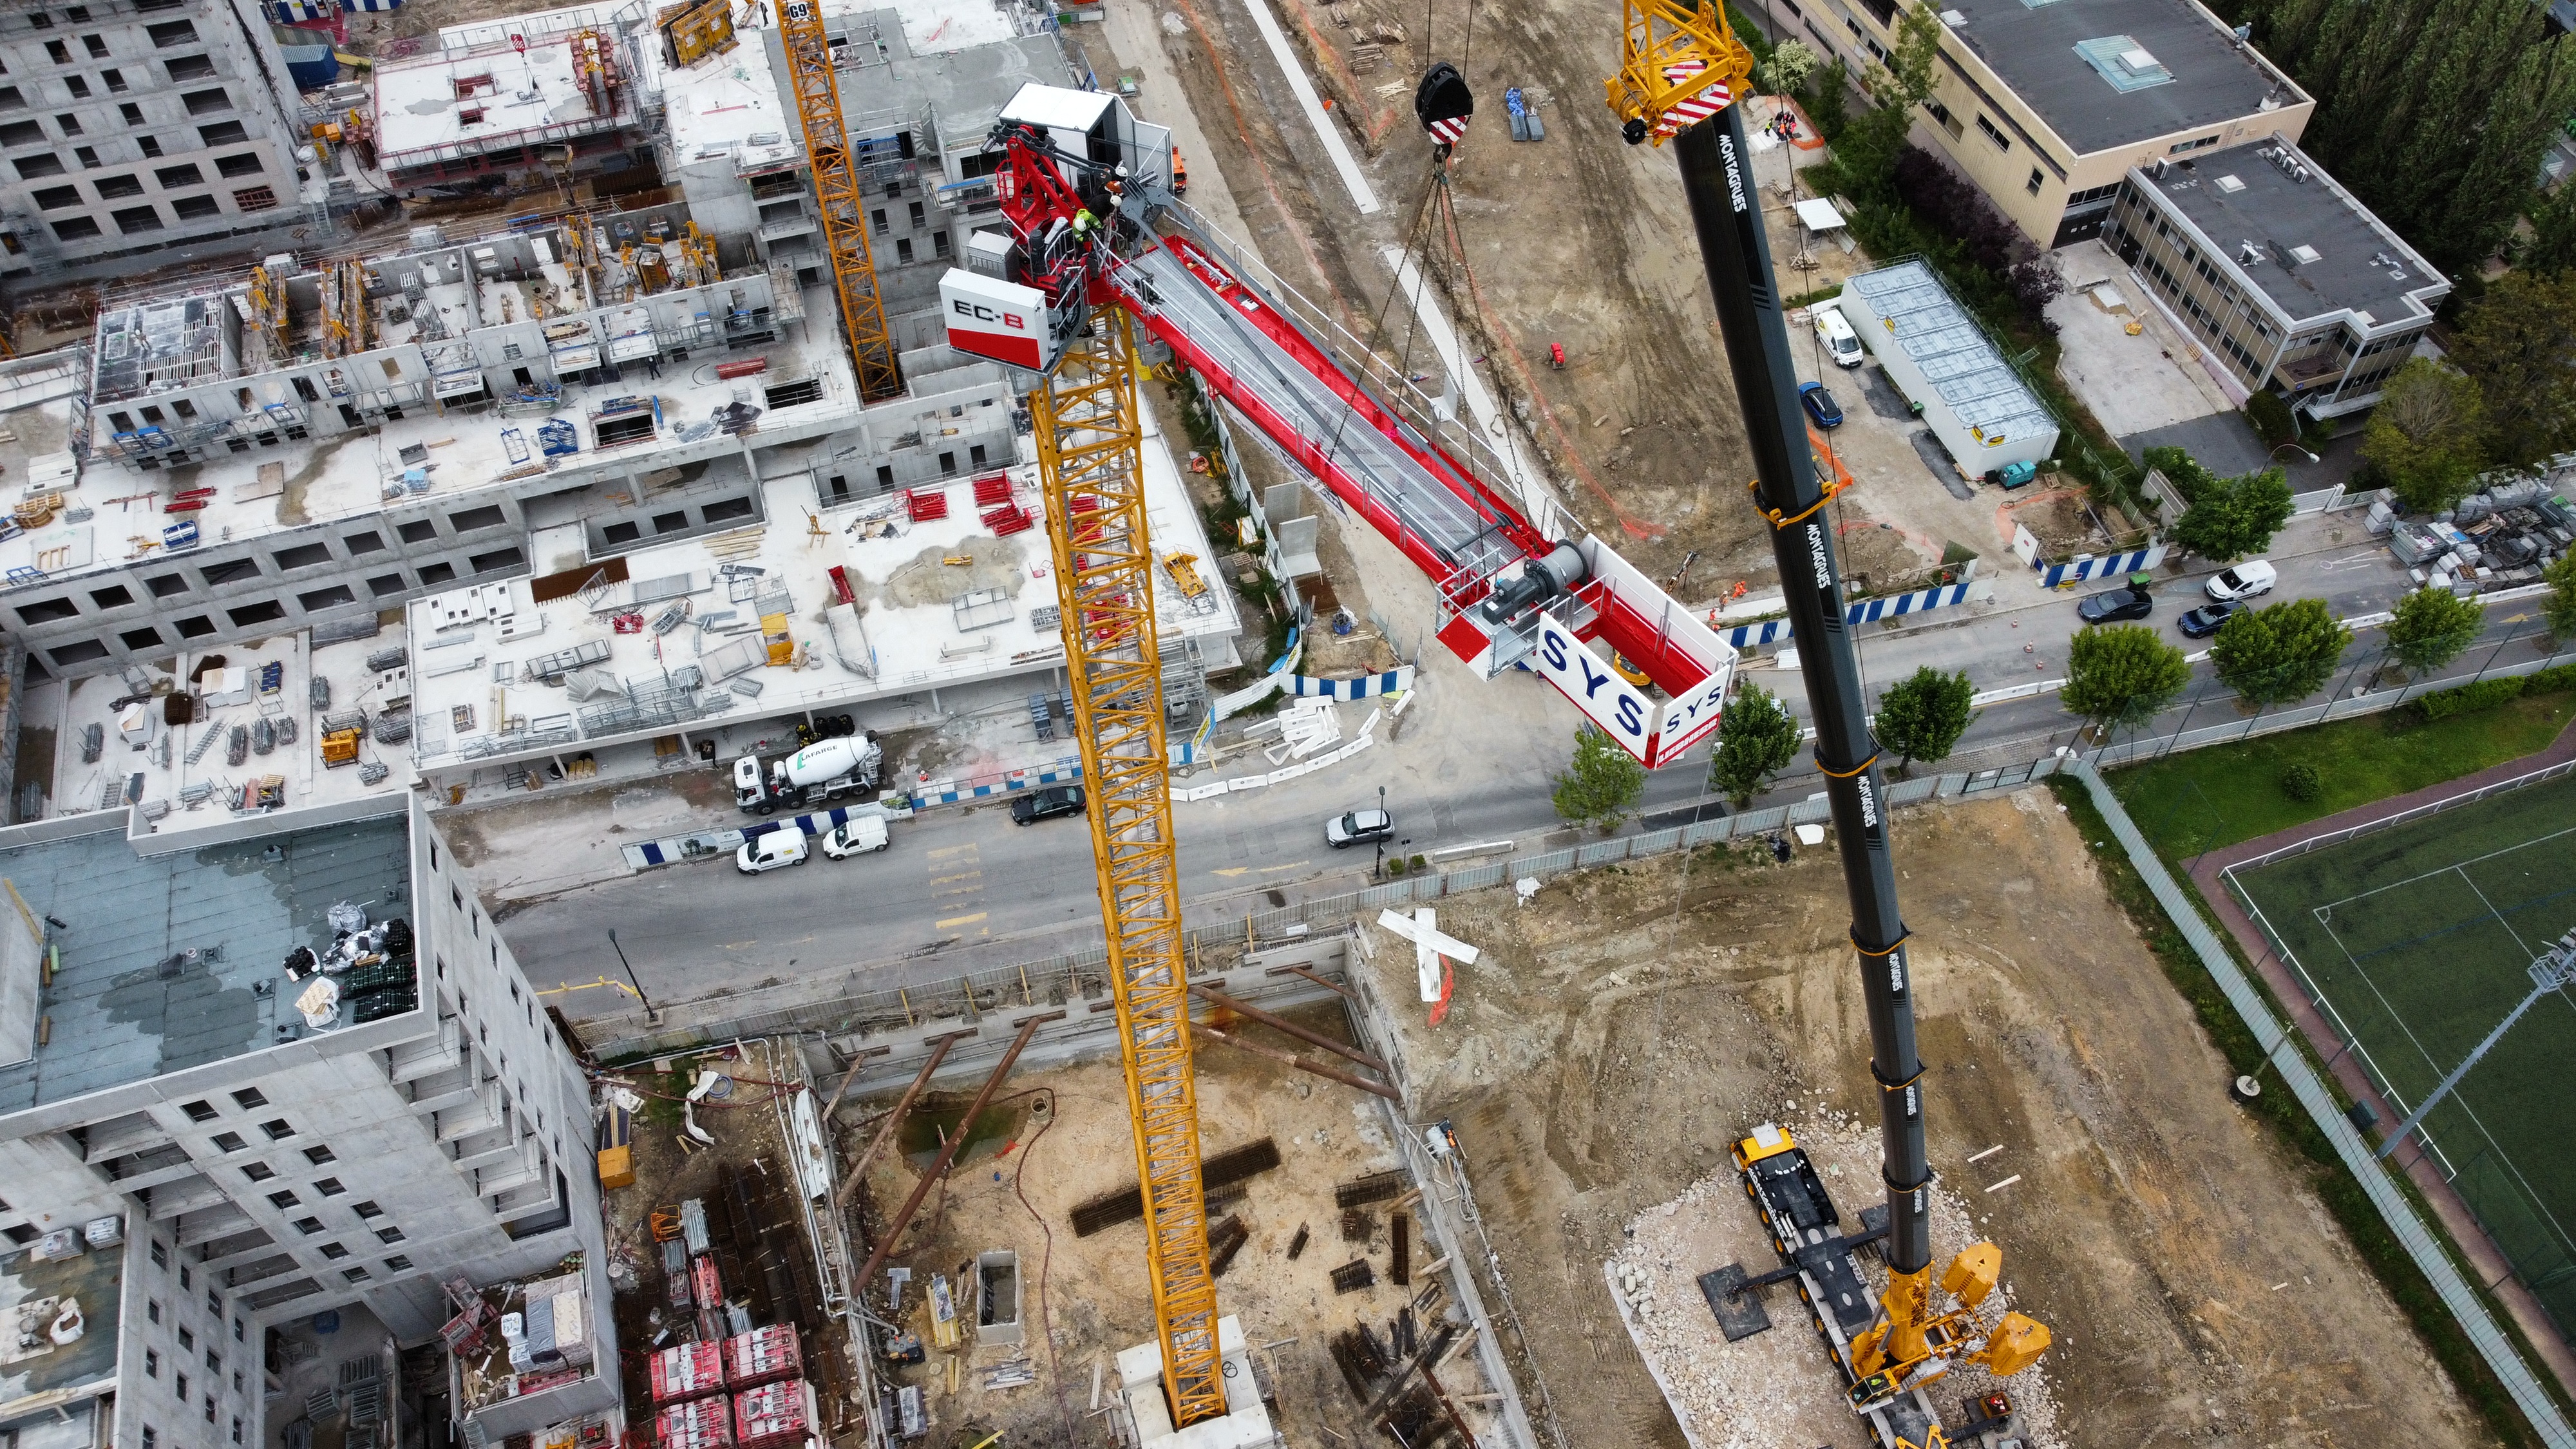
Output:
[
  {"xmin": 2177, "ymin": 601, "xmax": 2238, "ymax": 639},
  {"xmin": 2076, "ymin": 587, "xmax": 2154, "ymax": 624},
  {"xmin": 1010, "ymin": 784, "xmax": 1085, "ymax": 824}
]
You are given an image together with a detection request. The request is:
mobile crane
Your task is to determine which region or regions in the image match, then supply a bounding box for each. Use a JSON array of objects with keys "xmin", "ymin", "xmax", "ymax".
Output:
[
  {"xmin": 1607, "ymin": 4, "xmax": 2050, "ymax": 1445},
  {"xmin": 931, "ymin": 84, "xmax": 1738, "ymax": 1437}
]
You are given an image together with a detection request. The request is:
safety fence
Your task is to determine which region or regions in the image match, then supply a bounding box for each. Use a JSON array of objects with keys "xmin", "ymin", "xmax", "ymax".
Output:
[
  {"xmin": 2074, "ymin": 761, "xmax": 2576, "ymax": 1449},
  {"xmin": 2221, "ymin": 755, "xmax": 2576, "ymax": 873}
]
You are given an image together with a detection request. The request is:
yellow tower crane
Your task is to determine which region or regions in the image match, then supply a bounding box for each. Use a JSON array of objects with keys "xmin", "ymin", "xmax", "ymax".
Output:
[
  {"xmin": 776, "ymin": 0, "xmax": 902, "ymax": 402},
  {"xmin": 1030, "ymin": 301, "xmax": 1229, "ymax": 1427}
]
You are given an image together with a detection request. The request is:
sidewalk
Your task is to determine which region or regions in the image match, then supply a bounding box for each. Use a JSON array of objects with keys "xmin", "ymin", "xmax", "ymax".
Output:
[{"xmin": 2183, "ymin": 716, "xmax": 2576, "ymax": 1403}]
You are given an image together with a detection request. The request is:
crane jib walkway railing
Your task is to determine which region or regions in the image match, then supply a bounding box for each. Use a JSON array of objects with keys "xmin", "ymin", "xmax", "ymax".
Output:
[
  {"xmin": 1150, "ymin": 198, "xmax": 1555, "ymax": 540},
  {"xmin": 2072, "ymin": 760, "xmax": 2576, "ymax": 1449}
]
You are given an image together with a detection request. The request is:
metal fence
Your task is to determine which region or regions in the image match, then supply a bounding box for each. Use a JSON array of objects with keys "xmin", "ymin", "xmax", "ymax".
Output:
[
  {"xmin": 2073, "ymin": 761, "xmax": 2576, "ymax": 1449},
  {"xmin": 2222, "ymin": 755, "xmax": 2576, "ymax": 873}
]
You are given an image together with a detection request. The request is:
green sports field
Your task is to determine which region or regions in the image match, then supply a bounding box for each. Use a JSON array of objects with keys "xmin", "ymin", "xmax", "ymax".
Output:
[{"xmin": 2229, "ymin": 772, "xmax": 2576, "ymax": 1334}]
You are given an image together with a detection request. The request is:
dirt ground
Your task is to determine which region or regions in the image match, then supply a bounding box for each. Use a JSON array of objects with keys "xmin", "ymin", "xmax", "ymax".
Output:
[
  {"xmin": 1353, "ymin": 790, "xmax": 2490, "ymax": 1449},
  {"xmin": 844, "ymin": 1008, "xmax": 1504, "ymax": 1448}
]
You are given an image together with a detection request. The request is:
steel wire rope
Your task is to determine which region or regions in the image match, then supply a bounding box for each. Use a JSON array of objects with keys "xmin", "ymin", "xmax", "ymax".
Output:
[{"xmin": 1315, "ymin": 175, "xmax": 1445, "ymax": 480}]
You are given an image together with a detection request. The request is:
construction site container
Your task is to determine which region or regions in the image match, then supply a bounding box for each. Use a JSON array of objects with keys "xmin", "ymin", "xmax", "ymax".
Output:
[{"xmin": 650, "ymin": 1342, "xmax": 726, "ymax": 1404}]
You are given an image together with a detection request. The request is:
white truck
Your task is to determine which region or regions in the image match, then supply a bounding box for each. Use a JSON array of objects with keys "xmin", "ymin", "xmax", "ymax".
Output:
[{"xmin": 732, "ymin": 733, "xmax": 884, "ymax": 815}]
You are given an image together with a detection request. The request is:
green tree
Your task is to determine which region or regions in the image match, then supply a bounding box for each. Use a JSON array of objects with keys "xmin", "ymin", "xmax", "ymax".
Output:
[
  {"xmin": 1873, "ymin": 667, "xmax": 1975, "ymax": 773},
  {"xmin": 2546, "ymin": 552, "xmax": 2576, "ymax": 643},
  {"xmin": 2360, "ymin": 358, "xmax": 2488, "ymax": 515},
  {"xmin": 1550, "ymin": 726, "xmax": 1645, "ymax": 833},
  {"xmin": 2244, "ymin": 390, "xmax": 2298, "ymax": 449},
  {"xmin": 2382, "ymin": 584, "xmax": 2485, "ymax": 674},
  {"xmin": 1754, "ymin": 39, "xmax": 1820, "ymax": 98},
  {"xmin": 2524, "ymin": 184, "xmax": 2576, "ymax": 278},
  {"xmin": 2451, "ymin": 270, "xmax": 2576, "ymax": 472},
  {"xmin": 2211, "ymin": 598, "xmax": 2355, "ymax": 707},
  {"xmin": 2171, "ymin": 467, "xmax": 2294, "ymax": 563},
  {"xmin": 2062, "ymin": 625, "xmax": 2192, "ymax": 738},
  {"xmin": 1711, "ymin": 682, "xmax": 1802, "ymax": 807},
  {"xmin": 1833, "ymin": 0, "xmax": 1942, "ymax": 198}
]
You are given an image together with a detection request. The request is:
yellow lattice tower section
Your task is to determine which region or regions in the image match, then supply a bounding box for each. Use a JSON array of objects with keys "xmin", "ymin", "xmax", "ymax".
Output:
[
  {"xmin": 1035, "ymin": 304, "xmax": 1226, "ymax": 1428},
  {"xmin": 777, "ymin": 0, "xmax": 900, "ymax": 401}
]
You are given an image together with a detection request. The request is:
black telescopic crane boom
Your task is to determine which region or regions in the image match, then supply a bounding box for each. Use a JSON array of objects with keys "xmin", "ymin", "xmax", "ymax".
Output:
[{"xmin": 1675, "ymin": 104, "xmax": 1934, "ymax": 1290}]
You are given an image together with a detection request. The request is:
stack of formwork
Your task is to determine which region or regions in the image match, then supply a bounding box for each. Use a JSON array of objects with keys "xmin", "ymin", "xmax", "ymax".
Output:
[
  {"xmin": 732, "ymin": 1380, "xmax": 813, "ymax": 1449},
  {"xmin": 723, "ymin": 1327, "xmax": 800, "ymax": 1389},
  {"xmin": 650, "ymin": 1341, "xmax": 727, "ymax": 1405},
  {"xmin": 657, "ymin": 1394, "xmax": 734, "ymax": 1449}
]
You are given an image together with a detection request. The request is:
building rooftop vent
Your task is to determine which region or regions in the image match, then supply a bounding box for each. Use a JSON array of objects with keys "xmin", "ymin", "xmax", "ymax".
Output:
[
  {"xmin": 2288, "ymin": 244, "xmax": 2322, "ymax": 265},
  {"xmin": 2076, "ymin": 35, "xmax": 2175, "ymax": 91},
  {"xmin": 2215, "ymin": 174, "xmax": 2245, "ymax": 193}
]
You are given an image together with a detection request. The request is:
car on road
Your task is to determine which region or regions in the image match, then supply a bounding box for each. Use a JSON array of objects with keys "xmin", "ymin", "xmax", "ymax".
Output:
[
  {"xmin": 820, "ymin": 817, "xmax": 891, "ymax": 858},
  {"xmin": 1798, "ymin": 381, "xmax": 1844, "ymax": 429},
  {"xmin": 736, "ymin": 829, "xmax": 811, "ymax": 875},
  {"xmin": 1325, "ymin": 808, "xmax": 1397, "ymax": 849},
  {"xmin": 1011, "ymin": 784, "xmax": 1085, "ymax": 825},
  {"xmin": 2177, "ymin": 600, "xmax": 2239, "ymax": 639},
  {"xmin": 2076, "ymin": 586, "xmax": 2154, "ymax": 624},
  {"xmin": 2204, "ymin": 560, "xmax": 2278, "ymax": 601}
]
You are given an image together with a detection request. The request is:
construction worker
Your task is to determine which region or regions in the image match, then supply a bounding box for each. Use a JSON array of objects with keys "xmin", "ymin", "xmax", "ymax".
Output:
[{"xmin": 1071, "ymin": 207, "xmax": 1098, "ymax": 245}]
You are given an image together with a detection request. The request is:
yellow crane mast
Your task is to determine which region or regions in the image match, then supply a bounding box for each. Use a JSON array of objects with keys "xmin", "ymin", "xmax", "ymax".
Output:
[
  {"xmin": 777, "ymin": 0, "xmax": 902, "ymax": 401},
  {"xmin": 1032, "ymin": 302, "xmax": 1228, "ymax": 1427}
]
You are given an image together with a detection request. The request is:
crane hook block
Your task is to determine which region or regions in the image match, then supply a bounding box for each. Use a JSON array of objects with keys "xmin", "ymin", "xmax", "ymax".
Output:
[{"xmin": 1417, "ymin": 62, "xmax": 1473, "ymax": 151}]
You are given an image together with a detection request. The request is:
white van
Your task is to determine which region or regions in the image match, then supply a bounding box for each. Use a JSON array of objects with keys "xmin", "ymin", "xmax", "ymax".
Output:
[{"xmin": 1815, "ymin": 305, "xmax": 1865, "ymax": 368}]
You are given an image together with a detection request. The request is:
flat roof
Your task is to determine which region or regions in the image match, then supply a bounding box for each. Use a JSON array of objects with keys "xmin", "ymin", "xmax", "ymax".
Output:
[
  {"xmin": 29, "ymin": 623, "xmax": 413, "ymax": 834},
  {"xmin": 1842, "ymin": 261, "xmax": 2056, "ymax": 448},
  {"xmin": 1940, "ymin": 0, "xmax": 2297, "ymax": 156},
  {"xmin": 2144, "ymin": 137, "xmax": 2446, "ymax": 329},
  {"xmin": 0, "ymin": 1239, "xmax": 122, "ymax": 1420},
  {"xmin": 372, "ymin": 28, "xmax": 632, "ymax": 166},
  {"xmin": 647, "ymin": 12, "xmax": 799, "ymax": 175},
  {"xmin": 404, "ymin": 395, "xmax": 1240, "ymax": 771},
  {"xmin": 0, "ymin": 813, "xmax": 413, "ymax": 1112}
]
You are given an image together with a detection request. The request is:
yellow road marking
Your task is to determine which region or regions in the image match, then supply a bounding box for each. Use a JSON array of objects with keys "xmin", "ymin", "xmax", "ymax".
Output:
[
  {"xmin": 927, "ymin": 870, "xmax": 984, "ymax": 886},
  {"xmin": 927, "ymin": 844, "xmax": 980, "ymax": 859},
  {"xmin": 1258, "ymin": 860, "xmax": 1312, "ymax": 873},
  {"xmin": 716, "ymin": 938, "xmax": 758, "ymax": 949},
  {"xmin": 1211, "ymin": 867, "xmax": 1249, "ymax": 878},
  {"xmin": 936, "ymin": 911, "xmax": 988, "ymax": 929},
  {"xmin": 537, "ymin": 975, "xmax": 639, "ymax": 999}
]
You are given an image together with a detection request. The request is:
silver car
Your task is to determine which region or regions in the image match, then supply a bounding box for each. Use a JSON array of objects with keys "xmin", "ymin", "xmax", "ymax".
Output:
[{"xmin": 1325, "ymin": 808, "xmax": 1396, "ymax": 849}]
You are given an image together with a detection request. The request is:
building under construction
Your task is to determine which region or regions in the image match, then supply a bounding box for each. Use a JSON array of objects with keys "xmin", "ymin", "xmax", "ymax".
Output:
[{"xmin": 0, "ymin": 0, "xmax": 1254, "ymax": 826}]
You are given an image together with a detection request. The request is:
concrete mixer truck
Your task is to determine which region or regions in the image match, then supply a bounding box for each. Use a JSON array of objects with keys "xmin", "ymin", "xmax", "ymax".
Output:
[{"xmin": 731, "ymin": 732, "xmax": 883, "ymax": 815}]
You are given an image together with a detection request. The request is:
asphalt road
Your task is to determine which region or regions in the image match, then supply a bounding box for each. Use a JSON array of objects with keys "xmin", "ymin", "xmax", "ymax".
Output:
[{"xmin": 511, "ymin": 526, "xmax": 2560, "ymax": 1025}]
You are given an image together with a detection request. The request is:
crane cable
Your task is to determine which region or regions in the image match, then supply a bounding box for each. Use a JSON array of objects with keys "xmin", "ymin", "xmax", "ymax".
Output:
[{"xmin": 1316, "ymin": 175, "xmax": 1446, "ymax": 478}]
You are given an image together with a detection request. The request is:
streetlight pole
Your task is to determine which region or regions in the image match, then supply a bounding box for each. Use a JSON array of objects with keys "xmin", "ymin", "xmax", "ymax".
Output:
[
  {"xmin": 2269, "ymin": 443, "xmax": 2320, "ymax": 466},
  {"xmin": 1372, "ymin": 784, "xmax": 1387, "ymax": 881},
  {"xmin": 607, "ymin": 927, "xmax": 658, "ymax": 1023},
  {"xmin": 2378, "ymin": 929, "xmax": 2576, "ymax": 1160}
]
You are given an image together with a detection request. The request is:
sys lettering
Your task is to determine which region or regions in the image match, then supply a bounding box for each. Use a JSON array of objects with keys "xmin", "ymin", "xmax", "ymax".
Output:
[{"xmin": 1539, "ymin": 625, "xmax": 1647, "ymax": 737}]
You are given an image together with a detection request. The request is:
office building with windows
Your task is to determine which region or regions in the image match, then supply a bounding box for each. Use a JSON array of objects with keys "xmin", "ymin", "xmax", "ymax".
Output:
[
  {"xmin": 1815, "ymin": 0, "xmax": 2313, "ymax": 248},
  {"xmin": 2102, "ymin": 133, "xmax": 2447, "ymax": 418}
]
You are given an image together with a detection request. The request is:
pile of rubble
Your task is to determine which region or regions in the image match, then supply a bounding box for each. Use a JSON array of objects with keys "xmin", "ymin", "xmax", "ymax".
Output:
[{"xmin": 2376, "ymin": 481, "xmax": 2575, "ymax": 592}]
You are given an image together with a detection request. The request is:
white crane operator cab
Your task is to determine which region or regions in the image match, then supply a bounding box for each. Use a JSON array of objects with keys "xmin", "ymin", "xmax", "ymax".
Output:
[{"xmin": 938, "ymin": 84, "xmax": 1173, "ymax": 377}]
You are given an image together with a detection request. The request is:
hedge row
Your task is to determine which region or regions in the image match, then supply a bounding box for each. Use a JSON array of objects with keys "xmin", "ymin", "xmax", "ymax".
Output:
[{"xmin": 2415, "ymin": 664, "xmax": 2576, "ymax": 721}]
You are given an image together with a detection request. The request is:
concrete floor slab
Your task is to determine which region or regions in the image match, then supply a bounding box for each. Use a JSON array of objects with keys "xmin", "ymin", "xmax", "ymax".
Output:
[{"xmin": 2046, "ymin": 244, "xmax": 2234, "ymax": 438}]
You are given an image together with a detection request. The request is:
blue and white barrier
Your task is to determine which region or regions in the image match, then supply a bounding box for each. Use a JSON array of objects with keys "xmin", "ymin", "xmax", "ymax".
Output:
[
  {"xmin": 620, "ymin": 802, "xmax": 909, "ymax": 870},
  {"xmin": 908, "ymin": 761, "xmax": 1084, "ymax": 810},
  {"xmin": 1719, "ymin": 581, "xmax": 1976, "ymax": 649},
  {"xmin": 1290, "ymin": 666, "xmax": 1414, "ymax": 700},
  {"xmin": 2038, "ymin": 544, "xmax": 2164, "ymax": 589}
]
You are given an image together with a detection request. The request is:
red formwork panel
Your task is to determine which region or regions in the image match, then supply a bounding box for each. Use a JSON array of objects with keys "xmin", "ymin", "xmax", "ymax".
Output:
[
  {"xmin": 902, "ymin": 488, "xmax": 949, "ymax": 522},
  {"xmin": 691, "ymin": 1255, "xmax": 724, "ymax": 1311},
  {"xmin": 656, "ymin": 1395, "xmax": 733, "ymax": 1449},
  {"xmin": 649, "ymin": 1341, "xmax": 726, "ymax": 1404},
  {"xmin": 732, "ymin": 1379, "xmax": 813, "ymax": 1449},
  {"xmin": 722, "ymin": 1326, "xmax": 801, "ymax": 1390},
  {"xmin": 972, "ymin": 472, "xmax": 1013, "ymax": 506}
]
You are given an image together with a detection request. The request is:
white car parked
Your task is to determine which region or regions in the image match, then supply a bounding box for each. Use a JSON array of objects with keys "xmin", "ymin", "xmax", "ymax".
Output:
[
  {"xmin": 735, "ymin": 829, "xmax": 811, "ymax": 874},
  {"xmin": 2204, "ymin": 560, "xmax": 2278, "ymax": 601},
  {"xmin": 820, "ymin": 817, "xmax": 891, "ymax": 858}
]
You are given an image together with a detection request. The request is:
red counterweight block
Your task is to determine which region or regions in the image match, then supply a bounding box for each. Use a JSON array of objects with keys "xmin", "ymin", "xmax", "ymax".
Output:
[
  {"xmin": 650, "ymin": 1341, "xmax": 727, "ymax": 1404},
  {"xmin": 722, "ymin": 1325, "xmax": 802, "ymax": 1390},
  {"xmin": 732, "ymin": 1380, "xmax": 813, "ymax": 1449},
  {"xmin": 656, "ymin": 1396, "xmax": 733, "ymax": 1449}
]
